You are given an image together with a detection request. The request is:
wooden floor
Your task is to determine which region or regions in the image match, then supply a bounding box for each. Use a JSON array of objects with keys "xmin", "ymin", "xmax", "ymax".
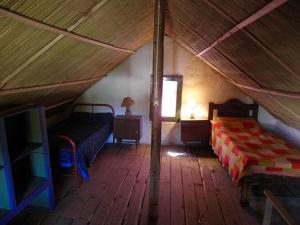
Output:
[{"xmin": 8, "ymin": 144, "xmax": 300, "ymax": 225}]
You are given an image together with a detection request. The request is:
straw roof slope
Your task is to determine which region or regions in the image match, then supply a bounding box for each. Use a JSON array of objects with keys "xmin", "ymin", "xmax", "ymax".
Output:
[
  {"xmin": 0, "ymin": 0, "xmax": 155, "ymax": 108},
  {"xmin": 166, "ymin": 0, "xmax": 300, "ymax": 129},
  {"xmin": 0, "ymin": 0, "xmax": 300, "ymax": 129}
]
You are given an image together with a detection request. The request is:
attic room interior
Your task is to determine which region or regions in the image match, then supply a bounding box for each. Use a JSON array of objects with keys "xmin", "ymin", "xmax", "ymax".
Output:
[{"xmin": 1, "ymin": 0, "xmax": 300, "ymax": 224}]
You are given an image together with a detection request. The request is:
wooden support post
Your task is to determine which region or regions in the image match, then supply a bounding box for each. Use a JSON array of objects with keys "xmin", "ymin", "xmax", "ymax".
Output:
[{"xmin": 149, "ymin": 0, "xmax": 166, "ymax": 222}]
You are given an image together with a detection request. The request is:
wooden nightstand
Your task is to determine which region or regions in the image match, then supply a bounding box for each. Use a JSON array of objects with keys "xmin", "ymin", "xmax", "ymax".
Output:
[
  {"xmin": 113, "ymin": 115, "xmax": 142, "ymax": 145},
  {"xmin": 181, "ymin": 119, "xmax": 209, "ymax": 145}
]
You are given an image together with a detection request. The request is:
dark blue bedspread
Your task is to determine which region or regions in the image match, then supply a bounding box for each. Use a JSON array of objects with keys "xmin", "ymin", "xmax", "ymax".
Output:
[{"xmin": 48, "ymin": 112, "xmax": 113, "ymax": 180}]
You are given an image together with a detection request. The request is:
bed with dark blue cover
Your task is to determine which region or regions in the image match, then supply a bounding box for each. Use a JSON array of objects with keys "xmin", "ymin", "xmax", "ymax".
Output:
[{"xmin": 48, "ymin": 104, "xmax": 114, "ymax": 184}]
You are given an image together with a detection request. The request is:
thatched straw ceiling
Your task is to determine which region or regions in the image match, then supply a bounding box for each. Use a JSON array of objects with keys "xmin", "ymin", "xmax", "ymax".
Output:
[
  {"xmin": 166, "ymin": 0, "xmax": 300, "ymax": 129},
  {"xmin": 0, "ymin": 0, "xmax": 299, "ymax": 129},
  {"xmin": 0, "ymin": 0, "xmax": 154, "ymax": 109}
]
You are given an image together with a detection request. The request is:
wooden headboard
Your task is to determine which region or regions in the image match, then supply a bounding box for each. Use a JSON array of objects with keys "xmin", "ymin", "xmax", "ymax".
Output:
[{"xmin": 208, "ymin": 99, "xmax": 258, "ymax": 121}]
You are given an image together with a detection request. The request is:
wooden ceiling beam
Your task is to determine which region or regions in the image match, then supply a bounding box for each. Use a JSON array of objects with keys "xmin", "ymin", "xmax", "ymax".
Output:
[
  {"xmin": 166, "ymin": 29, "xmax": 240, "ymax": 84},
  {"xmin": 168, "ymin": 14, "xmax": 300, "ymax": 121},
  {"xmin": 201, "ymin": 50, "xmax": 300, "ymax": 116},
  {"xmin": 167, "ymin": 24, "xmax": 300, "ymax": 99},
  {"xmin": 0, "ymin": 0, "xmax": 133, "ymax": 88},
  {"xmin": 201, "ymin": 54, "xmax": 300, "ymax": 120},
  {"xmin": 0, "ymin": 76, "xmax": 104, "ymax": 96},
  {"xmin": 201, "ymin": 50, "xmax": 300, "ymax": 99},
  {"xmin": 167, "ymin": 12, "xmax": 208, "ymax": 47},
  {"xmin": 45, "ymin": 98, "xmax": 75, "ymax": 110},
  {"xmin": 172, "ymin": 36, "xmax": 300, "ymax": 130},
  {"xmin": 233, "ymin": 82, "xmax": 300, "ymax": 99},
  {"xmin": 196, "ymin": 0, "xmax": 286, "ymax": 56},
  {"xmin": 167, "ymin": 13, "xmax": 259, "ymax": 85},
  {"xmin": 0, "ymin": 7, "xmax": 134, "ymax": 54},
  {"xmin": 200, "ymin": 0, "xmax": 300, "ymax": 81},
  {"xmin": 243, "ymin": 89, "xmax": 300, "ymax": 124}
]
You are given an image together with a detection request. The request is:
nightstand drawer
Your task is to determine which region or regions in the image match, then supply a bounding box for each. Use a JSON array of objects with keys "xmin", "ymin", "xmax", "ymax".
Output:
[
  {"xmin": 181, "ymin": 120, "xmax": 209, "ymax": 144},
  {"xmin": 113, "ymin": 115, "xmax": 142, "ymax": 144},
  {"xmin": 181, "ymin": 120, "xmax": 209, "ymax": 127}
]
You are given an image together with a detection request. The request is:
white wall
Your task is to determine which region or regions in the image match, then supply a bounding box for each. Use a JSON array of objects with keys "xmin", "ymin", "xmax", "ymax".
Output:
[
  {"xmin": 274, "ymin": 120, "xmax": 300, "ymax": 148},
  {"xmin": 78, "ymin": 37, "xmax": 252, "ymax": 144},
  {"xmin": 258, "ymin": 106, "xmax": 300, "ymax": 148},
  {"xmin": 78, "ymin": 41, "xmax": 153, "ymax": 143},
  {"xmin": 258, "ymin": 107, "xmax": 276, "ymax": 130}
]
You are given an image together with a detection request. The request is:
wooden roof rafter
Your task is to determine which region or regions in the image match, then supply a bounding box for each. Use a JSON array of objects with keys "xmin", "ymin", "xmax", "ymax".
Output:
[
  {"xmin": 195, "ymin": 31, "xmax": 300, "ymax": 121},
  {"xmin": 0, "ymin": 75, "xmax": 105, "ymax": 96},
  {"xmin": 205, "ymin": 47, "xmax": 300, "ymax": 99},
  {"xmin": 45, "ymin": 98, "xmax": 75, "ymax": 110},
  {"xmin": 196, "ymin": 0, "xmax": 287, "ymax": 56},
  {"xmin": 166, "ymin": 30, "xmax": 248, "ymax": 88},
  {"xmin": 197, "ymin": 0, "xmax": 300, "ymax": 81},
  {"xmin": 0, "ymin": 7, "xmax": 134, "ymax": 54},
  {"xmin": 167, "ymin": 12, "xmax": 300, "ymax": 99},
  {"xmin": 201, "ymin": 50, "xmax": 300, "ymax": 118},
  {"xmin": 0, "ymin": 0, "xmax": 135, "ymax": 88},
  {"xmin": 242, "ymin": 89, "xmax": 300, "ymax": 125},
  {"xmin": 167, "ymin": 13, "xmax": 242, "ymax": 75},
  {"xmin": 199, "ymin": 54, "xmax": 300, "ymax": 120}
]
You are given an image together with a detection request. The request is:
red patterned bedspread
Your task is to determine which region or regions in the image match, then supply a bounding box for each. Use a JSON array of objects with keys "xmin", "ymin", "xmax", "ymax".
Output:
[{"xmin": 211, "ymin": 118, "xmax": 300, "ymax": 183}]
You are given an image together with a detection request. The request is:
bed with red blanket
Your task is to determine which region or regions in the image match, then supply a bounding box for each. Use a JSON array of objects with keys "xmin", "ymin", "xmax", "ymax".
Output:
[{"xmin": 209, "ymin": 99, "xmax": 300, "ymax": 205}]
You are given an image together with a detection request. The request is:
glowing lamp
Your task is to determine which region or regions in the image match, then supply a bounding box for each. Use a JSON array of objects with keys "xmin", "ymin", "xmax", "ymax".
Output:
[
  {"xmin": 121, "ymin": 97, "xmax": 135, "ymax": 116},
  {"xmin": 181, "ymin": 101, "xmax": 206, "ymax": 120}
]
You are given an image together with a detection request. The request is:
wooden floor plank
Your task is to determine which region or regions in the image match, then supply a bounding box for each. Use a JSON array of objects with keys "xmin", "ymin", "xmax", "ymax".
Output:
[
  {"xmin": 55, "ymin": 146, "xmax": 120, "ymax": 218},
  {"xmin": 78, "ymin": 144, "xmax": 122, "ymax": 198},
  {"xmin": 157, "ymin": 147, "xmax": 171, "ymax": 225},
  {"xmin": 40, "ymin": 215, "xmax": 59, "ymax": 225},
  {"xmin": 75, "ymin": 196, "xmax": 99, "ymax": 223},
  {"xmin": 187, "ymin": 148, "xmax": 211, "ymax": 225},
  {"xmin": 181, "ymin": 148, "xmax": 200, "ymax": 225},
  {"xmin": 55, "ymin": 216, "xmax": 74, "ymax": 225},
  {"xmin": 199, "ymin": 157, "xmax": 226, "ymax": 225},
  {"xmin": 208, "ymin": 159, "xmax": 260, "ymax": 225},
  {"xmin": 71, "ymin": 218, "xmax": 88, "ymax": 225},
  {"xmin": 89, "ymin": 145, "xmax": 146, "ymax": 225},
  {"xmin": 11, "ymin": 145, "xmax": 266, "ymax": 225},
  {"xmin": 219, "ymin": 159, "xmax": 260, "ymax": 224},
  {"xmin": 170, "ymin": 147, "xmax": 185, "ymax": 225},
  {"xmin": 138, "ymin": 177, "xmax": 150, "ymax": 225},
  {"xmin": 207, "ymin": 158, "xmax": 242, "ymax": 225},
  {"xmin": 69, "ymin": 145, "xmax": 129, "ymax": 224},
  {"xmin": 53, "ymin": 144, "xmax": 123, "ymax": 220},
  {"xmin": 102, "ymin": 145, "xmax": 147, "ymax": 225},
  {"xmin": 123, "ymin": 146, "xmax": 150, "ymax": 225}
]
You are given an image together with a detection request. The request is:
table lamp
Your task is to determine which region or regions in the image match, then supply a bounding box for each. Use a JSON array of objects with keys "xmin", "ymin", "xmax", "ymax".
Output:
[{"xmin": 121, "ymin": 97, "xmax": 135, "ymax": 116}]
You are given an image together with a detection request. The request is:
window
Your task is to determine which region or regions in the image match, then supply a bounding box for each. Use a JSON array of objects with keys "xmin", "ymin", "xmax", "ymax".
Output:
[{"xmin": 150, "ymin": 75, "xmax": 183, "ymax": 122}]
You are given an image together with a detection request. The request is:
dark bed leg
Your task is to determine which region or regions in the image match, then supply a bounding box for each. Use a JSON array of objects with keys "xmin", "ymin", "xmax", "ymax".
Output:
[{"xmin": 240, "ymin": 178, "xmax": 251, "ymax": 207}]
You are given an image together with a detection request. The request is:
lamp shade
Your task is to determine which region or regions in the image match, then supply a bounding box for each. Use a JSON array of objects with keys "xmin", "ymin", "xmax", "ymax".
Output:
[{"xmin": 121, "ymin": 97, "xmax": 135, "ymax": 108}]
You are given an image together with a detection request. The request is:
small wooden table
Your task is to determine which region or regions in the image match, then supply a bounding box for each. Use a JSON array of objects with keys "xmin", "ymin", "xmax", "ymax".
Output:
[
  {"xmin": 113, "ymin": 115, "xmax": 142, "ymax": 146},
  {"xmin": 181, "ymin": 119, "xmax": 210, "ymax": 146}
]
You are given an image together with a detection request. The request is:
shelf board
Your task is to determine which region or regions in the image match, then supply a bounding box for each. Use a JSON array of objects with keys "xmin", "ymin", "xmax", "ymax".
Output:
[
  {"xmin": 16, "ymin": 177, "xmax": 48, "ymax": 204},
  {"xmin": 11, "ymin": 143, "xmax": 42, "ymax": 163}
]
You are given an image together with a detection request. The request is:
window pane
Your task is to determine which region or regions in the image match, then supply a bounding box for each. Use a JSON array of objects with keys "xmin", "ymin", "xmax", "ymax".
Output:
[{"xmin": 161, "ymin": 80, "xmax": 178, "ymax": 117}]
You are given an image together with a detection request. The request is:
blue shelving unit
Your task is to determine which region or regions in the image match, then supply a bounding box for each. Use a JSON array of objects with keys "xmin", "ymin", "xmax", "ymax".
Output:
[{"xmin": 0, "ymin": 106, "xmax": 55, "ymax": 225}]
